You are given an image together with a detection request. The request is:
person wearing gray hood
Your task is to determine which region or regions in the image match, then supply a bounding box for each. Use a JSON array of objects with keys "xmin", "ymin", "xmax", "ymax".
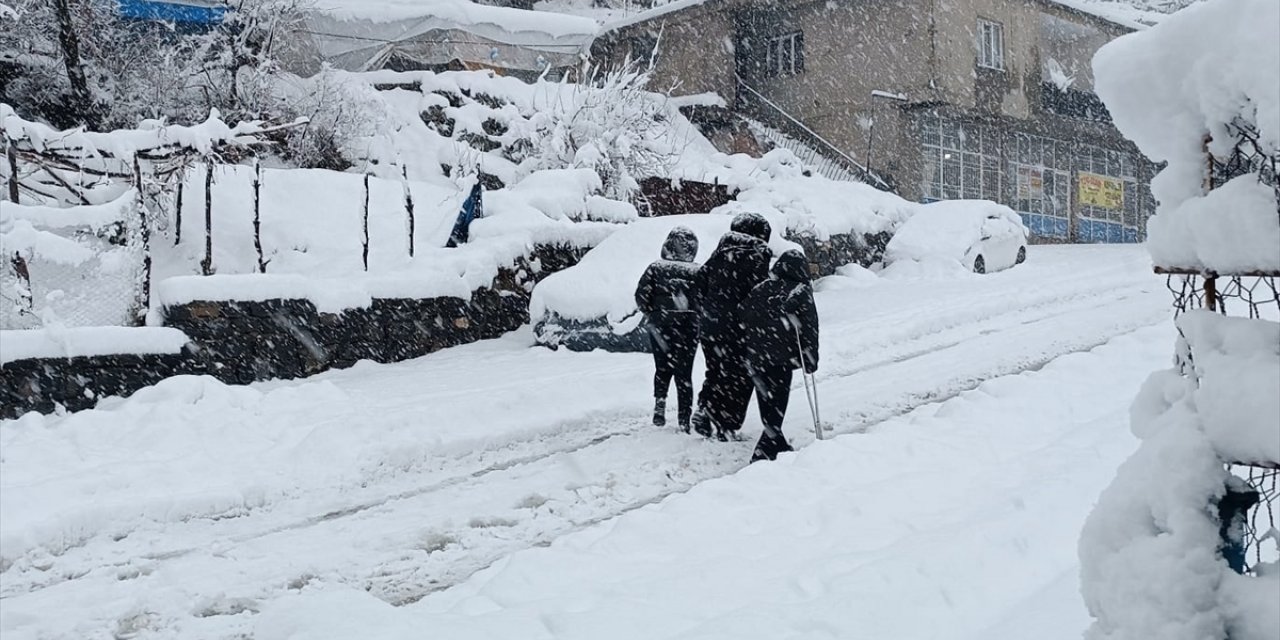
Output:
[{"xmin": 634, "ymin": 226, "xmax": 702, "ymax": 430}]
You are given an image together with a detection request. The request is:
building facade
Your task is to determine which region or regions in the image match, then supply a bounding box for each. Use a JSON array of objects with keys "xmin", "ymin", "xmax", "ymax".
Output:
[{"xmin": 595, "ymin": 0, "xmax": 1156, "ymax": 243}]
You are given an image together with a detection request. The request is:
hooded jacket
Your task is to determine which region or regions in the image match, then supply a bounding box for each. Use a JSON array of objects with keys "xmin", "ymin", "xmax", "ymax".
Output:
[
  {"xmin": 736, "ymin": 249, "xmax": 819, "ymax": 373},
  {"xmin": 635, "ymin": 227, "xmax": 701, "ymax": 327},
  {"xmin": 697, "ymin": 228, "xmax": 772, "ymax": 342}
]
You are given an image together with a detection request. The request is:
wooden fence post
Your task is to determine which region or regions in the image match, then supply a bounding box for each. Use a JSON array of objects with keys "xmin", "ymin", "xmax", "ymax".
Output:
[
  {"xmin": 10, "ymin": 252, "xmax": 33, "ymax": 320},
  {"xmin": 133, "ymin": 155, "xmax": 152, "ymax": 323},
  {"xmin": 253, "ymin": 159, "xmax": 266, "ymax": 273},
  {"xmin": 6, "ymin": 138, "xmax": 18, "ymax": 203},
  {"xmin": 201, "ymin": 162, "xmax": 214, "ymax": 276},
  {"xmin": 403, "ymin": 165, "xmax": 415, "ymax": 258},
  {"xmin": 174, "ymin": 177, "xmax": 184, "ymax": 246},
  {"xmin": 362, "ymin": 173, "xmax": 370, "ymax": 272}
]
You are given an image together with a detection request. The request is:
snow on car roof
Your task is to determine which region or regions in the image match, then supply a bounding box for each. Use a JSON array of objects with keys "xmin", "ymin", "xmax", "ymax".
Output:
[{"xmin": 885, "ymin": 200, "xmax": 1023, "ymax": 265}]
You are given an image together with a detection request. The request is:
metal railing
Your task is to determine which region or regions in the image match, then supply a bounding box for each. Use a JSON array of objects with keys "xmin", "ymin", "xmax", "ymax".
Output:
[{"xmin": 736, "ymin": 77, "xmax": 893, "ymax": 191}]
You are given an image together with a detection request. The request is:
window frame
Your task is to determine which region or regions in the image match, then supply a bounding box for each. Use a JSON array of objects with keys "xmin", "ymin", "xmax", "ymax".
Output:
[
  {"xmin": 977, "ymin": 19, "xmax": 1005, "ymax": 71},
  {"xmin": 764, "ymin": 31, "xmax": 804, "ymax": 77}
]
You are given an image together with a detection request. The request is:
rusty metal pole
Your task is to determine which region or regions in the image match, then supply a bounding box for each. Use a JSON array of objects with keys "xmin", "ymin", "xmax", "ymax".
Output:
[{"xmin": 1204, "ymin": 275, "xmax": 1218, "ymax": 313}]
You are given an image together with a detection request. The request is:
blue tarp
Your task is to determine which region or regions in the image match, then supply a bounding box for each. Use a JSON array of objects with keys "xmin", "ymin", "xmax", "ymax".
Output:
[
  {"xmin": 446, "ymin": 181, "xmax": 485, "ymax": 248},
  {"xmin": 117, "ymin": 0, "xmax": 226, "ymax": 25}
]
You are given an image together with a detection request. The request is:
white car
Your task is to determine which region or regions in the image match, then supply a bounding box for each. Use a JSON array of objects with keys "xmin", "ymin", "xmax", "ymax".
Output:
[{"xmin": 885, "ymin": 200, "xmax": 1029, "ymax": 274}]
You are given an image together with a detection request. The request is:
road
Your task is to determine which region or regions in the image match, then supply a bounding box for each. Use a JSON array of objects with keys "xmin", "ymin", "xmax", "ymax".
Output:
[{"xmin": 0, "ymin": 245, "xmax": 1168, "ymax": 639}]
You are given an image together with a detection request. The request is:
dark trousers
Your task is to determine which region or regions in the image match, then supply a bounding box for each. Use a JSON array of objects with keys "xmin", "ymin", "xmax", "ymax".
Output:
[
  {"xmin": 651, "ymin": 321, "xmax": 698, "ymax": 424},
  {"xmin": 696, "ymin": 333, "xmax": 754, "ymax": 435},
  {"xmin": 750, "ymin": 365, "xmax": 795, "ymax": 462}
]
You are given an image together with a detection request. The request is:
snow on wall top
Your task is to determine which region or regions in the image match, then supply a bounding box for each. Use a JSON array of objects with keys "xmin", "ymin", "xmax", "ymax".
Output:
[
  {"xmin": 0, "ymin": 327, "xmax": 190, "ymax": 365},
  {"xmin": 1093, "ymin": 0, "xmax": 1280, "ymax": 273}
]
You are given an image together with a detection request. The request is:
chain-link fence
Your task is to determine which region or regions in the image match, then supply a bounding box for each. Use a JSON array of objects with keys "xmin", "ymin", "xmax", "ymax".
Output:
[
  {"xmin": 1, "ymin": 224, "xmax": 145, "ymax": 329},
  {"xmin": 1155, "ymin": 119, "xmax": 1280, "ymax": 576}
]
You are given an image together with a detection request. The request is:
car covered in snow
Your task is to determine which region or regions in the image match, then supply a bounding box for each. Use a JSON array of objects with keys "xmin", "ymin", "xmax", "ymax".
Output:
[
  {"xmin": 884, "ymin": 200, "xmax": 1029, "ymax": 274},
  {"xmin": 530, "ymin": 214, "xmax": 801, "ymax": 352}
]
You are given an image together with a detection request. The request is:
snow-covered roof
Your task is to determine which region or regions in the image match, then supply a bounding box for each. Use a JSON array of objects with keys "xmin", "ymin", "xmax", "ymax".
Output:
[
  {"xmin": 304, "ymin": 0, "xmax": 599, "ymax": 72},
  {"xmin": 1040, "ymin": 0, "xmax": 1153, "ymax": 30}
]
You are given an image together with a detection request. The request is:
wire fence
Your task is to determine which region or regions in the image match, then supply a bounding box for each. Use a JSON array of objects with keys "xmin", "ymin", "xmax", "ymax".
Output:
[{"xmin": 1160, "ymin": 118, "xmax": 1280, "ymax": 576}]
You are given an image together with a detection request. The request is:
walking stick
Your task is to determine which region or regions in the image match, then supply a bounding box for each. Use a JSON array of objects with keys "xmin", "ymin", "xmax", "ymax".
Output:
[{"xmin": 794, "ymin": 324, "xmax": 824, "ymax": 440}]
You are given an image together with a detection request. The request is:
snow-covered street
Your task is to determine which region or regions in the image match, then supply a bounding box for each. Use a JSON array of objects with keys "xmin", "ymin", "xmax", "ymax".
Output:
[{"xmin": 0, "ymin": 245, "xmax": 1170, "ymax": 639}]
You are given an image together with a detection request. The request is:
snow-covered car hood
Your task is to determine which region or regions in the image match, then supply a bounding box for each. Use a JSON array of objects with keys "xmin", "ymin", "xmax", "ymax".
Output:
[{"xmin": 885, "ymin": 200, "xmax": 1028, "ymax": 265}]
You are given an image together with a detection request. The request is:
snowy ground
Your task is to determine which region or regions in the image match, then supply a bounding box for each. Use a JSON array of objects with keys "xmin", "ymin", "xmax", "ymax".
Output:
[{"xmin": 0, "ymin": 245, "xmax": 1171, "ymax": 639}]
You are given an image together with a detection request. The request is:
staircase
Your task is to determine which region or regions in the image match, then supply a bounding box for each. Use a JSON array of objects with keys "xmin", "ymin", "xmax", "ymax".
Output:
[{"xmin": 737, "ymin": 78, "xmax": 893, "ymax": 192}]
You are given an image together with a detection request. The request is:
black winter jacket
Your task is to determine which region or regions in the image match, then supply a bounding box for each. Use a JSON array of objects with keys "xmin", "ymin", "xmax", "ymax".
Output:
[
  {"xmin": 635, "ymin": 227, "xmax": 701, "ymax": 327},
  {"xmin": 697, "ymin": 231, "xmax": 772, "ymax": 341},
  {"xmin": 737, "ymin": 250, "xmax": 819, "ymax": 373}
]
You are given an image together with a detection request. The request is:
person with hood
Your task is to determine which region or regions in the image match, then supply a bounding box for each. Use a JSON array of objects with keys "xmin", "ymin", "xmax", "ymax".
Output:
[
  {"xmin": 689, "ymin": 212, "xmax": 774, "ymax": 440},
  {"xmin": 635, "ymin": 226, "xmax": 702, "ymax": 431},
  {"xmin": 738, "ymin": 249, "xmax": 819, "ymax": 462}
]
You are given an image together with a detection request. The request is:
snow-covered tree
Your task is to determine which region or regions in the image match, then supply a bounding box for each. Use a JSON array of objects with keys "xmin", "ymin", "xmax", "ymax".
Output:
[{"xmin": 529, "ymin": 59, "xmax": 689, "ymax": 201}]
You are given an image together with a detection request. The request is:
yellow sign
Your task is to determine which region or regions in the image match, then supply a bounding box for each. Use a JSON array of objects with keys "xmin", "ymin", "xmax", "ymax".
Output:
[{"xmin": 1078, "ymin": 172, "xmax": 1124, "ymax": 210}]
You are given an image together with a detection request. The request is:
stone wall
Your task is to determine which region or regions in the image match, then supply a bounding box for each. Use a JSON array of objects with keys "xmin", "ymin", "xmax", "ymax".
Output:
[{"xmin": 0, "ymin": 244, "xmax": 590, "ymax": 420}]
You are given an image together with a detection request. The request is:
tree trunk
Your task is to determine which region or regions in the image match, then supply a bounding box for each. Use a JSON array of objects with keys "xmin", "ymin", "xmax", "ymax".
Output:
[{"xmin": 49, "ymin": 0, "xmax": 97, "ymax": 127}]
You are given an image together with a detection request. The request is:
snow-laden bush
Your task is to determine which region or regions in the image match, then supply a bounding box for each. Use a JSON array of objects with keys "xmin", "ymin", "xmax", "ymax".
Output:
[{"xmin": 526, "ymin": 61, "xmax": 691, "ymax": 201}]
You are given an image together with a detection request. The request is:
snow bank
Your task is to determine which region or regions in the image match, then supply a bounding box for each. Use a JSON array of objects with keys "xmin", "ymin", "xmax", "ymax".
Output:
[
  {"xmin": 1092, "ymin": 0, "xmax": 1280, "ymax": 273},
  {"xmin": 0, "ymin": 327, "xmax": 189, "ymax": 365}
]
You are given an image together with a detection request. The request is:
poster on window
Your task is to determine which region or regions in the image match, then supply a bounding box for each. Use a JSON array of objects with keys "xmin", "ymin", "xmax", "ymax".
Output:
[
  {"xmin": 1077, "ymin": 172, "xmax": 1124, "ymax": 210},
  {"xmin": 1016, "ymin": 166, "xmax": 1044, "ymax": 199}
]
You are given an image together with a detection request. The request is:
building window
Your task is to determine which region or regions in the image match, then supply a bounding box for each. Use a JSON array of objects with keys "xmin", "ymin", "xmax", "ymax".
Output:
[
  {"xmin": 1011, "ymin": 134, "xmax": 1072, "ymax": 239},
  {"xmin": 977, "ymin": 19, "xmax": 1004, "ymax": 70},
  {"xmin": 918, "ymin": 115, "xmax": 1002, "ymax": 202},
  {"xmin": 765, "ymin": 32, "xmax": 804, "ymax": 77}
]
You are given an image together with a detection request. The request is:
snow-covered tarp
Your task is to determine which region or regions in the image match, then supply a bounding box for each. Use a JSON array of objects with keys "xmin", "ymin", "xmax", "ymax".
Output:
[
  {"xmin": 297, "ymin": 0, "xmax": 598, "ymax": 73},
  {"xmin": 1092, "ymin": 0, "xmax": 1280, "ymax": 273}
]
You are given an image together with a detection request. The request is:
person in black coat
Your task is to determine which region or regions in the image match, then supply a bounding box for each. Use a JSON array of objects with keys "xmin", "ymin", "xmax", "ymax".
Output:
[
  {"xmin": 689, "ymin": 212, "xmax": 774, "ymax": 440},
  {"xmin": 635, "ymin": 226, "xmax": 702, "ymax": 431},
  {"xmin": 738, "ymin": 249, "xmax": 820, "ymax": 462}
]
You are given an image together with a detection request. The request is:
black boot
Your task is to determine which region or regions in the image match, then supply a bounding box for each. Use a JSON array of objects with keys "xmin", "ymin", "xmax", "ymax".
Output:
[
  {"xmin": 653, "ymin": 397, "xmax": 666, "ymax": 427},
  {"xmin": 690, "ymin": 409, "xmax": 712, "ymax": 438},
  {"xmin": 678, "ymin": 407, "xmax": 692, "ymax": 433}
]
